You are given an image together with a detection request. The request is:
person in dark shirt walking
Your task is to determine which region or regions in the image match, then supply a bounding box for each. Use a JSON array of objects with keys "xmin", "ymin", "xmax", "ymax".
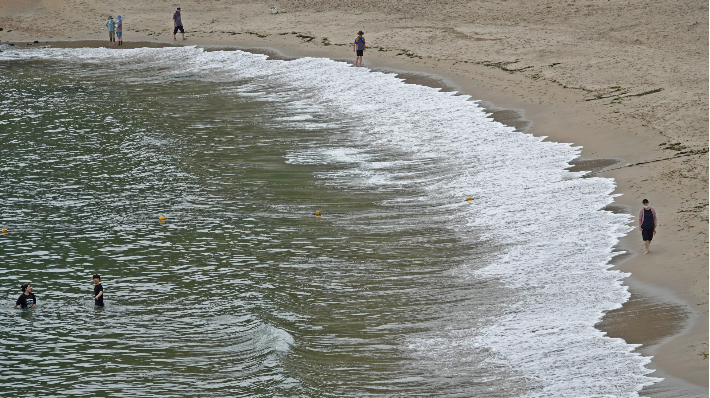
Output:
[
  {"xmin": 638, "ymin": 199, "xmax": 657, "ymax": 254},
  {"xmin": 173, "ymin": 7, "xmax": 186, "ymax": 41},
  {"xmin": 93, "ymin": 274, "xmax": 105, "ymax": 307},
  {"xmin": 13, "ymin": 283, "xmax": 37, "ymax": 309}
]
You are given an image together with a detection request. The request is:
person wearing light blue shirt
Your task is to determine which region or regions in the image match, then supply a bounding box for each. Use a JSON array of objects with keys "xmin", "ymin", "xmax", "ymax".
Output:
[{"xmin": 105, "ymin": 15, "xmax": 116, "ymax": 47}]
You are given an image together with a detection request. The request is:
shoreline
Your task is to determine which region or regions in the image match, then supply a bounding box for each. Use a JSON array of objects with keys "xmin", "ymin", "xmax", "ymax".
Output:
[
  {"xmin": 8, "ymin": 38, "xmax": 706, "ymax": 394},
  {"xmin": 0, "ymin": 0, "xmax": 706, "ymax": 392}
]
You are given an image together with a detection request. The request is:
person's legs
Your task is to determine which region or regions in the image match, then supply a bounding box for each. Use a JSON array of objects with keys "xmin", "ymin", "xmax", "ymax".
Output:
[
  {"xmin": 175, "ymin": 26, "xmax": 186, "ymax": 40},
  {"xmin": 642, "ymin": 228, "xmax": 653, "ymax": 254},
  {"xmin": 355, "ymin": 50, "xmax": 363, "ymax": 66},
  {"xmin": 117, "ymin": 32, "xmax": 123, "ymax": 45}
]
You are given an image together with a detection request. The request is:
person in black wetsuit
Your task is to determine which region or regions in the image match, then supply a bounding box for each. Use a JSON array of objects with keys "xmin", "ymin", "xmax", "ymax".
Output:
[
  {"xmin": 638, "ymin": 199, "xmax": 657, "ymax": 254},
  {"xmin": 93, "ymin": 274, "xmax": 105, "ymax": 307},
  {"xmin": 13, "ymin": 283, "xmax": 37, "ymax": 309}
]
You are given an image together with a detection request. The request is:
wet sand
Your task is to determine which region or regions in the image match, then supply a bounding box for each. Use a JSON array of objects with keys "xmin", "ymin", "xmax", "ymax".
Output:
[{"xmin": 0, "ymin": 39, "xmax": 176, "ymax": 49}]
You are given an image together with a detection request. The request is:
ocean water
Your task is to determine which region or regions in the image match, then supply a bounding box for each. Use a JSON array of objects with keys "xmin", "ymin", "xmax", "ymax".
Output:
[{"xmin": 0, "ymin": 46, "xmax": 659, "ymax": 397}]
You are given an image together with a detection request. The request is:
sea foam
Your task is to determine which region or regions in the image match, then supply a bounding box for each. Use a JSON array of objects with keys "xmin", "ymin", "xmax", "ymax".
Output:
[{"xmin": 1, "ymin": 46, "xmax": 659, "ymax": 396}]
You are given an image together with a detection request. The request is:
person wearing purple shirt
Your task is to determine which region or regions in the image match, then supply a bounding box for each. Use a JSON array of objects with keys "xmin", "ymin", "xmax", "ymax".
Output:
[
  {"xmin": 173, "ymin": 7, "xmax": 186, "ymax": 41},
  {"xmin": 116, "ymin": 15, "xmax": 123, "ymax": 46}
]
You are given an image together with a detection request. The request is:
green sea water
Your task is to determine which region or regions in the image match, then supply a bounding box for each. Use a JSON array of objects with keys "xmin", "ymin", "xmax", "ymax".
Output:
[{"xmin": 0, "ymin": 51, "xmax": 511, "ymax": 397}]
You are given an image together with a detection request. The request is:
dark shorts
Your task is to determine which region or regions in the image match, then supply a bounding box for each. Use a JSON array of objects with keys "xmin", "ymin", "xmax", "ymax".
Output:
[
  {"xmin": 642, "ymin": 228, "xmax": 654, "ymax": 241},
  {"xmin": 356, "ymin": 50, "xmax": 364, "ymax": 56},
  {"xmin": 174, "ymin": 25, "xmax": 184, "ymax": 34}
]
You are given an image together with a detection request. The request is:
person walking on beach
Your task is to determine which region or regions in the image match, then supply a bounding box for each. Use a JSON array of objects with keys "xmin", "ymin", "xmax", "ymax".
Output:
[
  {"xmin": 115, "ymin": 15, "xmax": 123, "ymax": 46},
  {"xmin": 13, "ymin": 284, "xmax": 37, "ymax": 309},
  {"xmin": 353, "ymin": 31, "xmax": 365, "ymax": 66},
  {"xmin": 638, "ymin": 199, "xmax": 657, "ymax": 254},
  {"xmin": 105, "ymin": 15, "xmax": 116, "ymax": 47},
  {"xmin": 93, "ymin": 274, "xmax": 104, "ymax": 307},
  {"xmin": 173, "ymin": 7, "xmax": 186, "ymax": 41}
]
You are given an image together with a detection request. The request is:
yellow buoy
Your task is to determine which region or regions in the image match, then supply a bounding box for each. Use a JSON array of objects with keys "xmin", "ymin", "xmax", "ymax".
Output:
[
  {"xmin": 702, "ymin": 147, "xmax": 708, "ymax": 153},
  {"xmin": 465, "ymin": 197, "xmax": 473, "ymax": 201},
  {"xmin": 314, "ymin": 211, "xmax": 322, "ymax": 216},
  {"xmin": 1, "ymin": 228, "xmax": 7, "ymax": 233},
  {"xmin": 158, "ymin": 216, "xmax": 166, "ymax": 221}
]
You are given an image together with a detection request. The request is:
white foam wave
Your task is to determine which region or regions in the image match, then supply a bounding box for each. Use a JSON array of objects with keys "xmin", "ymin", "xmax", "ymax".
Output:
[{"xmin": 2, "ymin": 46, "xmax": 660, "ymax": 396}]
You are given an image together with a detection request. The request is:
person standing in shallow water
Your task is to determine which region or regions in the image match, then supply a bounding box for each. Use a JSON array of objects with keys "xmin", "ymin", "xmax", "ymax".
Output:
[
  {"xmin": 638, "ymin": 198, "xmax": 657, "ymax": 254},
  {"xmin": 13, "ymin": 284, "xmax": 37, "ymax": 309},
  {"xmin": 93, "ymin": 274, "xmax": 104, "ymax": 307},
  {"xmin": 105, "ymin": 16, "xmax": 116, "ymax": 47},
  {"xmin": 353, "ymin": 30, "xmax": 365, "ymax": 66},
  {"xmin": 173, "ymin": 7, "xmax": 186, "ymax": 41}
]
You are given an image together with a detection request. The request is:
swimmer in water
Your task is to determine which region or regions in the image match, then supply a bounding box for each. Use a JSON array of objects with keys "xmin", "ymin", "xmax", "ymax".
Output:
[
  {"xmin": 93, "ymin": 274, "xmax": 104, "ymax": 307},
  {"xmin": 13, "ymin": 283, "xmax": 37, "ymax": 309}
]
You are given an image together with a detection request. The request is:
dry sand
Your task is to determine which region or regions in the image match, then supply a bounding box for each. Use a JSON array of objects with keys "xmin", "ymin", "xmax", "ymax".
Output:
[{"xmin": 1, "ymin": 0, "xmax": 707, "ymax": 394}]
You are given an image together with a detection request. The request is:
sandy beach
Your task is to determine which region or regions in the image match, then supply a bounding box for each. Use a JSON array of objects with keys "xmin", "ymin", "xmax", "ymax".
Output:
[{"xmin": 1, "ymin": 0, "xmax": 707, "ymax": 394}]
